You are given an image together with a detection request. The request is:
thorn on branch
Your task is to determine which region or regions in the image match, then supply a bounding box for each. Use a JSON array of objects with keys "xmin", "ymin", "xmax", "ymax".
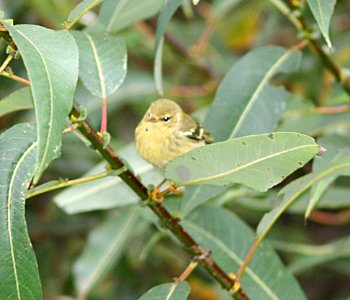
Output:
[{"xmin": 191, "ymin": 246, "xmax": 212, "ymax": 262}]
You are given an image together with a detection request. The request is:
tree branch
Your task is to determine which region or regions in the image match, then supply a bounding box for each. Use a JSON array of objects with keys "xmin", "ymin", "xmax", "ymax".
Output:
[
  {"xmin": 70, "ymin": 107, "xmax": 249, "ymax": 300},
  {"xmin": 71, "ymin": 108, "xmax": 249, "ymax": 299}
]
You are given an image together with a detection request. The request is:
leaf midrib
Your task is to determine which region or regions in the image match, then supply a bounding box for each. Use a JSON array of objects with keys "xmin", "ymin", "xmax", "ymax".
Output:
[
  {"xmin": 316, "ymin": 0, "xmax": 325, "ymax": 32},
  {"xmin": 106, "ymin": 0, "xmax": 129, "ymax": 32},
  {"xmin": 85, "ymin": 33, "xmax": 107, "ymax": 98},
  {"xmin": 6, "ymin": 141, "xmax": 37, "ymax": 300},
  {"xmin": 180, "ymin": 143, "xmax": 317, "ymax": 186},
  {"xmin": 229, "ymin": 49, "xmax": 294, "ymax": 139},
  {"xmin": 184, "ymin": 220, "xmax": 279, "ymax": 300},
  {"xmin": 14, "ymin": 28, "xmax": 54, "ymax": 176},
  {"xmin": 165, "ymin": 282, "xmax": 179, "ymax": 300},
  {"xmin": 57, "ymin": 164, "xmax": 154, "ymax": 205}
]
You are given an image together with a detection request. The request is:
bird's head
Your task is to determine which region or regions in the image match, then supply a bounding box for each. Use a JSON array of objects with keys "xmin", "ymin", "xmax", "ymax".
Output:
[{"xmin": 144, "ymin": 99, "xmax": 182, "ymax": 132}]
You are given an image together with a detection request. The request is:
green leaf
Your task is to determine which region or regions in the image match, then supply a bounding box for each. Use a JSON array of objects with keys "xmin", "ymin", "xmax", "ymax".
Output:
[
  {"xmin": 304, "ymin": 176, "xmax": 334, "ymax": 219},
  {"xmin": 204, "ymin": 46, "xmax": 301, "ymax": 141},
  {"xmin": 257, "ymin": 155, "xmax": 350, "ymax": 238},
  {"xmin": 307, "ymin": 0, "xmax": 336, "ymax": 48},
  {"xmin": 99, "ymin": 0, "xmax": 163, "ymax": 33},
  {"xmin": 0, "ymin": 123, "xmax": 42, "ymax": 300},
  {"xmin": 233, "ymin": 185, "xmax": 350, "ymax": 213},
  {"xmin": 180, "ymin": 185, "xmax": 225, "ymax": 218},
  {"xmin": 154, "ymin": 37, "xmax": 164, "ymax": 96},
  {"xmin": 272, "ymin": 237, "xmax": 350, "ymax": 275},
  {"xmin": 74, "ymin": 208, "xmax": 139, "ymax": 296},
  {"xmin": 154, "ymin": 0, "xmax": 182, "ymax": 95},
  {"xmin": 71, "ymin": 31, "xmax": 127, "ymax": 98},
  {"xmin": 165, "ymin": 132, "xmax": 319, "ymax": 192},
  {"xmin": 54, "ymin": 144, "xmax": 163, "ymax": 214},
  {"xmin": 279, "ymin": 109, "xmax": 350, "ymax": 136},
  {"xmin": 4, "ymin": 24, "xmax": 79, "ymax": 183},
  {"xmin": 139, "ymin": 282, "xmax": 190, "ymax": 300},
  {"xmin": 0, "ymin": 87, "xmax": 33, "ymax": 118},
  {"xmin": 183, "ymin": 206, "xmax": 306, "ymax": 299},
  {"xmin": 66, "ymin": 0, "xmax": 103, "ymax": 29},
  {"xmin": 313, "ymin": 134, "xmax": 350, "ymax": 170}
]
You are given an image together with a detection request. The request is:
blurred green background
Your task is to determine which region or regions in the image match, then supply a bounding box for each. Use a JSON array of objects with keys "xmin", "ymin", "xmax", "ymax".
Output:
[{"xmin": 1, "ymin": 0, "xmax": 350, "ymax": 299}]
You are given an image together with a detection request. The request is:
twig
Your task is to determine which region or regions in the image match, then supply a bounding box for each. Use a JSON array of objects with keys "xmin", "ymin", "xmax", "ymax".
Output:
[
  {"xmin": 310, "ymin": 209, "xmax": 350, "ymax": 225},
  {"xmin": 274, "ymin": 0, "xmax": 350, "ymax": 96},
  {"xmin": 169, "ymin": 82, "xmax": 217, "ymax": 98},
  {"xmin": 176, "ymin": 261, "xmax": 198, "ymax": 282},
  {"xmin": 137, "ymin": 20, "xmax": 219, "ymax": 82},
  {"xmin": 0, "ymin": 70, "xmax": 31, "ymax": 85},
  {"xmin": 0, "ymin": 54, "xmax": 14, "ymax": 74},
  {"xmin": 311, "ymin": 105, "xmax": 350, "ymax": 114},
  {"xmin": 26, "ymin": 171, "xmax": 110, "ymax": 199},
  {"xmin": 100, "ymin": 96, "xmax": 108, "ymax": 133}
]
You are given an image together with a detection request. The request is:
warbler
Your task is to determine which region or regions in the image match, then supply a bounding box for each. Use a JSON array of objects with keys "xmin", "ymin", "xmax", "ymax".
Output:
[{"xmin": 135, "ymin": 99, "xmax": 213, "ymax": 169}]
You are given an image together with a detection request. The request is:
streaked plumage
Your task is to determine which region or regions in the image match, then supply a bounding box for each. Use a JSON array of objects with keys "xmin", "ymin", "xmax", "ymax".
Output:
[{"xmin": 135, "ymin": 99, "xmax": 213, "ymax": 169}]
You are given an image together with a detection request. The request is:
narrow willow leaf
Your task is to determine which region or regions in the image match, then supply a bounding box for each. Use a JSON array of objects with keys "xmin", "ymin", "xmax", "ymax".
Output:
[
  {"xmin": 279, "ymin": 109, "xmax": 350, "ymax": 136},
  {"xmin": 66, "ymin": 0, "xmax": 103, "ymax": 28},
  {"xmin": 288, "ymin": 237, "xmax": 350, "ymax": 275},
  {"xmin": 257, "ymin": 156, "xmax": 350, "ymax": 238},
  {"xmin": 139, "ymin": 282, "xmax": 190, "ymax": 300},
  {"xmin": 0, "ymin": 87, "xmax": 33, "ymax": 118},
  {"xmin": 54, "ymin": 144, "xmax": 163, "ymax": 214},
  {"xmin": 71, "ymin": 31, "xmax": 127, "ymax": 98},
  {"xmin": 4, "ymin": 24, "xmax": 79, "ymax": 183},
  {"xmin": 154, "ymin": 0, "xmax": 182, "ymax": 95},
  {"xmin": 154, "ymin": 37, "xmax": 164, "ymax": 95},
  {"xmin": 204, "ymin": 46, "xmax": 301, "ymax": 141},
  {"xmin": 234, "ymin": 185, "xmax": 350, "ymax": 214},
  {"xmin": 304, "ymin": 176, "xmax": 334, "ymax": 219},
  {"xmin": 307, "ymin": 0, "xmax": 336, "ymax": 48},
  {"xmin": 0, "ymin": 123, "xmax": 42, "ymax": 300},
  {"xmin": 165, "ymin": 132, "xmax": 319, "ymax": 191},
  {"xmin": 180, "ymin": 185, "xmax": 224, "ymax": 218},
  {"xmin": 183, "ymin": 206, "xmax": 306, "ymax": 299},
  {"xmin": 99, "ymin": 0, "xmax": 163, "ymax": 33},
  {"xmin": 74, "ymin": 208, "xmax": 139, "ymax": 296}
]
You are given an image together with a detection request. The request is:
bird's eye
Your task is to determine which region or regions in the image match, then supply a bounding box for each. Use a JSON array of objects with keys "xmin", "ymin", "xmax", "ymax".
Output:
[{"xmin": 162, "ymin": 116, "xmax": 171, "ymax": 122}]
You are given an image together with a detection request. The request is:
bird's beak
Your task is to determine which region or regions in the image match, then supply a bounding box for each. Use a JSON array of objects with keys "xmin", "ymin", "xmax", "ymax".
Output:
[{"xmin": 147, "ymin": 116, "xmax": 157, "ymax": 123}]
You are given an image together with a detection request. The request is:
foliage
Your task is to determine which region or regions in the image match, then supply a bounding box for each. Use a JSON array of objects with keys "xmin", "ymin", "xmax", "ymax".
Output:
[{"xmin": 1, "ymin": 1, "xmax": 350, "ymax": 299}]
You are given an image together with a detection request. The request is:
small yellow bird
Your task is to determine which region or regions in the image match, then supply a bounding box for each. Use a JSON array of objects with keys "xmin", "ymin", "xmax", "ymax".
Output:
[{"xmin": 135, "ymin": 99, "xmax": 213, "ymax": 170}]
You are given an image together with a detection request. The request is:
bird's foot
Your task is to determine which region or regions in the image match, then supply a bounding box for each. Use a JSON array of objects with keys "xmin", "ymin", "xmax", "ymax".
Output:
[
  {"xmin": 169, "ymin": 181, "xmax": 181, "ymax": 196},
  {"xmin": 150, "ymin": 187, "xmax": 164, "ymax": 203}
]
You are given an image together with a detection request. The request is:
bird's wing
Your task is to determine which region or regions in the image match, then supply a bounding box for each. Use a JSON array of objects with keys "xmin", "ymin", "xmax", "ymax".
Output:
[{"xmin": 179, "ymin": 113, "xmax": 214, "ymax": 144}]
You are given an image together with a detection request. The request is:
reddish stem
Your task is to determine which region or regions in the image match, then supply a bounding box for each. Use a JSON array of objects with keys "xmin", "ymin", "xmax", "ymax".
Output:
[
  {"xmin": 1, "ymin": 71, "xmax": 31, "ymax": 86},
  {"xmin": 310, "ymin": 209, "xmax": 350, "ymax": 225},
  {"xmin": 100, "ymin": 96, "xmax": 108, "ymax": 133},
  {"xmin": 236, "ymin": 238, "xmax": 260, "ymax": 279}
]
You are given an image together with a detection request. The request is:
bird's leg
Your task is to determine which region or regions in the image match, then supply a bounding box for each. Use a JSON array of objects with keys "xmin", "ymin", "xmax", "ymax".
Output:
[
  {"xmin": 169, "ymin": 181, "xmax": 181, "ymax": 195},
  {"xmin": 150, "ymin": 179, "xmax": 167, "ymax": 203},
  {"xmin": 150, "ymin": 180, "xmax": 182, "ymax": 203}
]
